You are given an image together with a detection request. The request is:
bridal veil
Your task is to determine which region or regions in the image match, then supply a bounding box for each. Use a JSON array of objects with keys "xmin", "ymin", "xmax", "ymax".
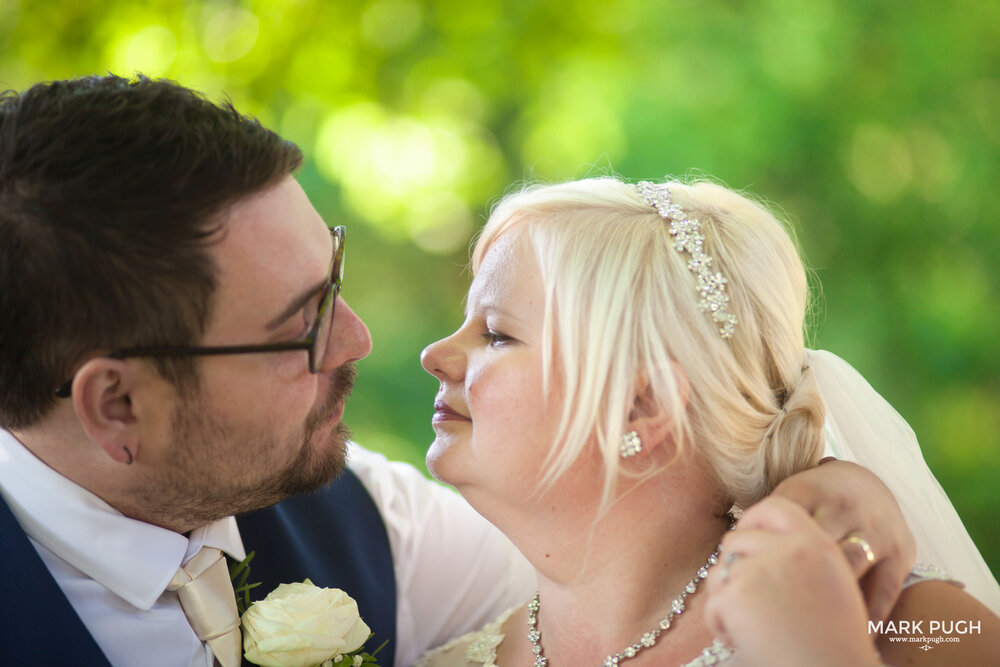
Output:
[{"xmin": 810, "ymin": 349, "xmax": 1000, "ymax": 614}]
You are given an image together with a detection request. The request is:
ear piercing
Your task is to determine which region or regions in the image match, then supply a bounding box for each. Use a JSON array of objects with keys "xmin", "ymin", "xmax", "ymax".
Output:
[{"xmin": 620, "ymin": 430, "xmax": 642, "ymax": 458}]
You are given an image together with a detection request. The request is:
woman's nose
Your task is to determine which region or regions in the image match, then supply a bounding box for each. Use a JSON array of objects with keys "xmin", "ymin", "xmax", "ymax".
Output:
[{"xmin": 421, "ymin": 332, "xmax": 465, "ymax": 382}]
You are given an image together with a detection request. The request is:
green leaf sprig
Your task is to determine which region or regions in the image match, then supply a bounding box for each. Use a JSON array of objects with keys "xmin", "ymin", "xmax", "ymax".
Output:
[
  {"xmin": 228, "ymin": 550, "xmax": 262, "ymax": 615},
  {"xmin": 324, "ymin": 635, "xmax": 388, "ymax": 667}
]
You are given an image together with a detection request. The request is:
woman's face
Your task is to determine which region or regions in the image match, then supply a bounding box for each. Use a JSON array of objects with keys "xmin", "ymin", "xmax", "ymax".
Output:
[{"xmin": 421, "ymin": 230, "xmax": 565, "ymax": 503}]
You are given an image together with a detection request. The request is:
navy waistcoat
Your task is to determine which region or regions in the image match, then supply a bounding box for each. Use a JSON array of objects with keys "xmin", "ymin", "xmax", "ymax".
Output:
[{"xmin": 0, "ymin": 468, "xmax": 397, "ymax": 667}]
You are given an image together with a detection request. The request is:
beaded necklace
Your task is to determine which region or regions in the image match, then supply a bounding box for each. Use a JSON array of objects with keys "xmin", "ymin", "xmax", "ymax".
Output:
[{"xmin": 525, "ymin": 544, "xmax": 723, "ymax": 667}]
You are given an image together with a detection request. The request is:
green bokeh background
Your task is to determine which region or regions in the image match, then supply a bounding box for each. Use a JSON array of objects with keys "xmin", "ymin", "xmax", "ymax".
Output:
[{"xmin": 3, "ymin": 0, "xmax": 997, "ymax": 577}]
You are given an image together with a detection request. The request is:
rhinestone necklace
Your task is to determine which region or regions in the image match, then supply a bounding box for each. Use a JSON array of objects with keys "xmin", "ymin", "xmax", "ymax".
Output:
[{"xmin": 525, "ymin": 544, "xmax": 723, "ymax": 667}]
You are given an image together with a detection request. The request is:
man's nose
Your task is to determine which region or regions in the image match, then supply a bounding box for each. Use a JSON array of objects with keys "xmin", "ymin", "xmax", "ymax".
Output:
[{"xmin": 319, "ymin": 296, "xmax": 372, "ymax": 372}]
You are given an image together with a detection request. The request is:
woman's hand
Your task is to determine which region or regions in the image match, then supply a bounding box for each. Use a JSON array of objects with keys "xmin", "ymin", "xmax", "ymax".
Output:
[
  {"xmin": 703, "ymin": 496, "xmax": 884, "ymax": 667},
  {"xmin": 771, "ymin": 459, "xmax": 916, "ymax": 622}
]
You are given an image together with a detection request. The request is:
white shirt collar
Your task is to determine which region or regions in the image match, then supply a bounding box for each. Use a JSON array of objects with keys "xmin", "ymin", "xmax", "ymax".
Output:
[{"xmin": 0, "ymin": 429, "xmax": 245, "ymax": 610}]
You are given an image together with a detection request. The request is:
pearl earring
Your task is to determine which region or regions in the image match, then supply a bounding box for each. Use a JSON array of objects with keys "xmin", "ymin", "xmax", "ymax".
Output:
[{"xmin": 620, "ymin": 430, "xmax": 642, "ymax": 458}]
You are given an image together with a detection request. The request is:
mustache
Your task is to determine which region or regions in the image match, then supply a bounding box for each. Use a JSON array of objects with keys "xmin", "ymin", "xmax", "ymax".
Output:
[
  {"xmin": 310, "ymin": 362, "xmax": 358, "ymax": 428},
  {"xmin": 329, "ymin": 362, "xmax": 357, "ymax": 407}
]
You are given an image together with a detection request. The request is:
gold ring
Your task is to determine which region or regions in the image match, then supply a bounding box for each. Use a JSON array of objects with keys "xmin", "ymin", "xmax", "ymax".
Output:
[{"xmin": 840, "ymin": 535, "xmax": 875, "ymax": 564}]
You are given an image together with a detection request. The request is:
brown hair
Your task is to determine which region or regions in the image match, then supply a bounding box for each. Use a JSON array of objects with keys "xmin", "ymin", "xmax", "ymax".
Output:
[{"xmin": 0, "ymin": 75, "xmax": 303, "ymax": 427}]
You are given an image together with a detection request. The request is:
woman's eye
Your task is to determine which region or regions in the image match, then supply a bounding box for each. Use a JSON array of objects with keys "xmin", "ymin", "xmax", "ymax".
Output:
[{"xmin": 483, "ymin": 330, "xmax": 511, "ymax": 346}]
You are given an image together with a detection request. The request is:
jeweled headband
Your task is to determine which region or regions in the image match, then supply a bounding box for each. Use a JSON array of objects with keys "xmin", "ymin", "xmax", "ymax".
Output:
[{"xmin": 636, "ymin": 181, "xmax": 738, "ymax": 339}]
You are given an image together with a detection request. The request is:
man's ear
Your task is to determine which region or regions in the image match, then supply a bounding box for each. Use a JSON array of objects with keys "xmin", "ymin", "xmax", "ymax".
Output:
[
  {"xmin": 626, "ymin": 363, "xmax": 690, "ymax": 455},
  {"xmin": 71, "ymin": 358, "xmax": 140, "ymax": 464}
]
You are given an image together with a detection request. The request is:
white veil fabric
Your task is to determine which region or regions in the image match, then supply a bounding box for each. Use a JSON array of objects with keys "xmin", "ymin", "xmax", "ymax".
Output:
[{"xmin": 809, "ymin": 349, "xmax": 1000, "ymax": 615}]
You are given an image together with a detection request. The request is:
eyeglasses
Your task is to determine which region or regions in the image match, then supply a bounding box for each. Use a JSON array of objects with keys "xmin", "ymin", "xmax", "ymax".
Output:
[{"xmin": 55, "ymin": 225, "xmax": 346, "ymax": 398}]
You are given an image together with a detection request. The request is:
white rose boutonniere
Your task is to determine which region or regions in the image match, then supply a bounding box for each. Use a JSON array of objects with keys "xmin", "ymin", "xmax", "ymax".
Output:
[{"xmin": 241, "ymin": 578, "xmax": 385, "ymax": 667}]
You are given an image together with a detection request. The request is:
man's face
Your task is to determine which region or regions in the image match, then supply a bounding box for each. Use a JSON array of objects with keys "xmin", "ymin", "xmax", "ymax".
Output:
[{"xmin": 135, "ymin": 177, "xmax": 372, "ymax": 528}]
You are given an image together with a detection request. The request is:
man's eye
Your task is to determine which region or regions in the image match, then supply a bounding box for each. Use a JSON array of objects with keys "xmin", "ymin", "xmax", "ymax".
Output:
[
  {"xmin": 295, "ymin": 308, "xmax": 317, "ymax": 338},
  {"xmin": 295, "ymin": 292, "xmax": 327, "ymax": 338}
]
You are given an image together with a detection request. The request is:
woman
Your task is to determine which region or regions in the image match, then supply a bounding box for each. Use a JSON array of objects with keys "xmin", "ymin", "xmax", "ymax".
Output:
[{"xmin": 416, "ymin": 177, "xmax": 1000, "ymax": 665}]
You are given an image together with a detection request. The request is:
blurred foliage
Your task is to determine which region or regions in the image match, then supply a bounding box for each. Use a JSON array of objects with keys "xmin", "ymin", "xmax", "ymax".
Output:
[{"xmin": 2, "ymin": 0, "xmax": 998, "ymax": 576}]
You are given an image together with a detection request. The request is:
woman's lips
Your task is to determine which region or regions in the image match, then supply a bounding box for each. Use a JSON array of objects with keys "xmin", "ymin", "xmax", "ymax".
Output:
[{"xmin": 432, "ymin": 399, "xmax": 471, "ymax": 423}]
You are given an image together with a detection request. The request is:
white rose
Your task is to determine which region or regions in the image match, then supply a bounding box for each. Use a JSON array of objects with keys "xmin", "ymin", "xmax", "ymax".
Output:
[{"xmin": 242, "ymin": 579, "xmax": 372, "ymax": 667}]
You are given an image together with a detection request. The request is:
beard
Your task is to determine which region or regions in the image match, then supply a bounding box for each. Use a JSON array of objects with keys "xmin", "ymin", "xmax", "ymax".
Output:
[{"xmin": 137, "ymin": 363, "xmax": 358, "ymax": 530}]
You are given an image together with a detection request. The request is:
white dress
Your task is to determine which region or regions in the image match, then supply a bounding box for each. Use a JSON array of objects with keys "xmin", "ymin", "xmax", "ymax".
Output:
[{"xmin": 413, "ymin": 565, "xmax": 955, "ymax": 667}]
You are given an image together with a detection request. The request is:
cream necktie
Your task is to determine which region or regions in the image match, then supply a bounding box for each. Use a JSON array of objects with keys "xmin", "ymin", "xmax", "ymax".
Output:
[{"xmin": 168, "ymin": 547, "xmax": 243, "ymax": 667}]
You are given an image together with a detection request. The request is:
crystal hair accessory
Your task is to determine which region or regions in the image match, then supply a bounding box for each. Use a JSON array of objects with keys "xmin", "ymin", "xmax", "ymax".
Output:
[{"xmin": 636, "ymin": 182, "xmax": 738, "ymax": 339}]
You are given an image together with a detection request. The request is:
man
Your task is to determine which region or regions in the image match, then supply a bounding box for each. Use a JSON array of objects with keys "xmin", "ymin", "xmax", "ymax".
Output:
[{"xmin": 0, "ymin": 75, "xmax": 913, "ymax": 667}]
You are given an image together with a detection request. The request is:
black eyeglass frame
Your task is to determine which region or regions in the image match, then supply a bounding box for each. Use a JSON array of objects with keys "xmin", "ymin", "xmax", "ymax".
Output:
[{"xmin": 55, "ymin": 225, "xmax": 346, "ymax": 398}]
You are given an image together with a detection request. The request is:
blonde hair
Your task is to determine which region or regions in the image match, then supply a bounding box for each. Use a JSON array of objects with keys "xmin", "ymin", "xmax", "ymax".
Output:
[{"xmin": 471, "ymin": 177, "xmax": 824, "ymax": 508}]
